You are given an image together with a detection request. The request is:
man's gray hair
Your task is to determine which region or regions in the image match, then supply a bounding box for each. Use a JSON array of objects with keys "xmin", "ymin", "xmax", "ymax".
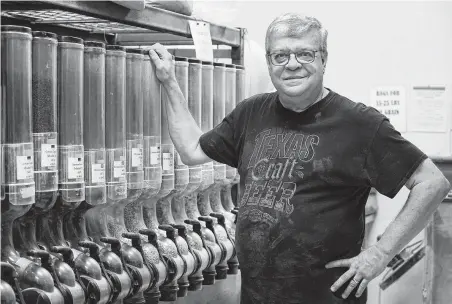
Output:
[{"xmin": 265, "ymin": 13, "xmax": 328, "ymax": 63}]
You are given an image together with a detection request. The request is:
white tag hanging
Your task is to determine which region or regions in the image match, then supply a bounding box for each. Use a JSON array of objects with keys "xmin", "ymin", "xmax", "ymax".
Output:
[{"xmin": 188, "ymin": 20, "xmax": 214, "ymax": 61}]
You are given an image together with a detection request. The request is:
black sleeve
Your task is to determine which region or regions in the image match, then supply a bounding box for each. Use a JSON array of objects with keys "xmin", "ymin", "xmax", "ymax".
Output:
[
  {"xmin": 199, "ymin": 105, "xmax": 243, "ymax": 168},
  {"xmin": 364, "ymin": 119, "xmax": 427, "ymax": 198}
]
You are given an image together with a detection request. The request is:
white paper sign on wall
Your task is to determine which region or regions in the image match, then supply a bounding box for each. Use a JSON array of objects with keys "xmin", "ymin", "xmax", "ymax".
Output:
[
  {"xmin": 188, "ymin": 20, "xmax": 214, "ymax": 61},
  {"xmin": 409, "ymin": 86, "xmax": 447, "ymax": 133},
  {"xmin": 371, "ymin": 87, "xmax": 406, "ymax": 132}
]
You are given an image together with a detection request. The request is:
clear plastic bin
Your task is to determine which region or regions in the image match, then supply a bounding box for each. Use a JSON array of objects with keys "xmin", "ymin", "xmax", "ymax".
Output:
[
  {"xmin": 1, "ymin": 25, "xmax": 35, "ymax": 205},
  {"xmin": 58, "ymin": 36, "xmax": 85, "ymax": 202}
]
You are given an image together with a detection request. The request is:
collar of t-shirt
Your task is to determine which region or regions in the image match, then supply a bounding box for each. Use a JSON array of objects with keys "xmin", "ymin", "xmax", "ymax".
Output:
[{"xmin": 275, "ymin": 88, "xmax": 334, "ymax": 118}]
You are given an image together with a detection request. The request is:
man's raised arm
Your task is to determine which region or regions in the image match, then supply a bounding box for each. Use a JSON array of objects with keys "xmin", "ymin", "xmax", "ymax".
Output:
[{"xmin": 148, "ymin": 43, "xmax": 211, "ymax": 166}]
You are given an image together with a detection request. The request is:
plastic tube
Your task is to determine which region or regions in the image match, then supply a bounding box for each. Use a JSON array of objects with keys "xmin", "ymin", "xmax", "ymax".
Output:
[
  {"xmin": 142, "ymin": 50, "xmax": 162, "ymax": 195},
  {"xmin": 224, "ymin": 64, "xmax": 237, "ymax": 180},
  {"xmin": 105, "ymin": 45, "xmax": 127, "ymax": 201},
  {"xmin": 185, "ymin": 59, "xmax": 203, "ymax": 191},
  {"xmin": 58, "ymin": 36, "xmax": 85, "ymax": 203},
  {"xmin": 32, "ymin": 31, "xmax": 58, "ymax": 195},
  {"xmin": 125, "ymin": 49, "xmax": 144, "ymax": 191},
  {"xmin": 173, "ymin": 56, "xmax": 190, "ymax": 193},
  {"xmin": 84, "ymin": 41, "xmax": 107, "ymax": 205},
  {"xmin": 212, "ymin": 63, "xmax": 226, "ymax": 183},
  {"xmin": 200, "ymin": 61, "xmax": 214, "ymax": 189},
  {"xmin": 159, "ymin": 60, "xmax": 175, "ymax": 197},
  {"xmin": 1, "ymin": 25, "xmax": 35, "ymax": 206}
]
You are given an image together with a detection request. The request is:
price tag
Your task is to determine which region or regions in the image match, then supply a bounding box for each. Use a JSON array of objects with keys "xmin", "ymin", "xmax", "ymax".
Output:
[
  {"xmin": 150, "ymin": 146, "xmax": 160, "ymax": 165},
  {"xmin": 16, "ymin": 155, "xmax": 34, "ymax": 180},
  {"xmin": 131, "ymin": 148, "xmax": 143, "ymax": 168},
  {"xmin": 188, "ymin": 20, "xmax": 214, "ymax": 61},
  {"xmin": 91, "ymin": 163, "xmax": 105, "ymax": 183},
  {"xmin": 114, "ymin": 160, "xmax": 126, "ymax": 179},
  {"xmin": 162, "ymin": 152, "xmax": 173, "ymax": 171},
  {"xmin": 68, "ymin": 157, "xmax": 84, "ymax": 180},
  {"xmin": 41, "ymin": 144, "xmax": 57, "ymax": 168}
]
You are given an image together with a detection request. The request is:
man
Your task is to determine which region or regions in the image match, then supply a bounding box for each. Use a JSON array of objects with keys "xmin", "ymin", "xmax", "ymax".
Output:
[{"xmin": 148, "ymin": 13, "xmax": 450, "ymax": 304}]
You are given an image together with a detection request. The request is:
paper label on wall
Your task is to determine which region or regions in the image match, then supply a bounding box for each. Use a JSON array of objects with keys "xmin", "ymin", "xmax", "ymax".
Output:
[
  {"xmin": 114, "ymin": 160, "xmax": 126, "ymax": 179},
  {"xmin": 409, "ymin": 86, "xmax": 447, "ymax": 132},
  {"xmin": 150, "ymin": 146, "xmax": 160, "ymax": 165},
  {"xmin": 68, "ymin": 157, "xmax": 84, "ymax": 180},
  {"xmin": 91, "ymin": 163, "xmax": 105, "ymax": 183},
  {"xmin": 371, "ymin": 87, "xmax": 406, "ymax": 132},
  {"xmin": 131, "ymin": 148, "xmax": 143, "ymax": 168},
  {"xmin": 41, "ymin": 144, "xmax": 57, "ymax": 168},
  {"xmin": 16, "ymin": 156, "xmax": 34, "ymax": 180},
  {"xmin": 162, "ymin": 152, "xmax": 173, "ymax": 171},
  {"xmin": 188, "ymin": 20, "xmax": 214, "ymax": 61}
]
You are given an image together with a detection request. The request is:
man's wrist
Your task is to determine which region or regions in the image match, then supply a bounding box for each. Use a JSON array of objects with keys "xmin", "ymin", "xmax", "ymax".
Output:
[
  {"xmin": 162, "ymin": 78, "xmax": 179, "ymax": 90},
  {"xmin": 374, "ymin": 240, "xmax": 396, "ymax": 262}
]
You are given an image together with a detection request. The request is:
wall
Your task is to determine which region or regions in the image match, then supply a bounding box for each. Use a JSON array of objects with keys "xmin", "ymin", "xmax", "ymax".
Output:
[{"xmin": 193, "ymin": 2, "xmax": 452, "ymax": 303}]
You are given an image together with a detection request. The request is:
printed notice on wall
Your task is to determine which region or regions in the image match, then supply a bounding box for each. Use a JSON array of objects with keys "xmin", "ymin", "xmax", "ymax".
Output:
[
  {"xmin": 409, "ymin": 86, "xmax": 447, "ymax": 133},
  {"xmin": 188, "ymin": 20, "xmax": 213, "ymax": 61},
  {"xmin": 371, "ymin": 87, "xmax": 406, "ymax": 132}
]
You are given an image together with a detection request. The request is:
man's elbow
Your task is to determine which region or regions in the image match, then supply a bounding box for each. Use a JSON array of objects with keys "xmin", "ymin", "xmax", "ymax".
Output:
[
  {"xmin": 438, "ymin": 175, "xmax": 451, "ymax": 197},
  {"xmin": 180, "ymin": 154, "xmax": 201, "ymax": 166}
]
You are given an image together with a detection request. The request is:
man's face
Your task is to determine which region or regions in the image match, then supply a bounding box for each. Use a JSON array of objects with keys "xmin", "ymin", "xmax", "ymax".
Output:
[{"xmin": 267, "ymin": 30, "xmax": 325, "ymax": 99}]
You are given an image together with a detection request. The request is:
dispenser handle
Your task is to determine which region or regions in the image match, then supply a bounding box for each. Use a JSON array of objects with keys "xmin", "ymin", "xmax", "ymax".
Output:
[
  {"xmin": 184, "ymin": 219, "xmax": 202, "ymax": 232},
  {"xmin": 139, "ymin": 229, "xmax": 158, "ymax": 243},
  {"xmin": 100, "ymin": 237, "xmax": 120, "ymax": 245},
  {"xmin": 198, "ymin": 216, "xmax": 214, "ymax": 227},
  {"xmin": 100, "ymin": 237, "xmax": 122, "ymax": 255},
  {"xmin": 170, "ymin": 224, "xmax": 187, "ymax": 236},
  {"xmin": 210, "ymin": 212, "xmax": 226, "ymax": 225},
  {"xmin": 78, "ymin": 240, "xmax": 100, "ymax": 261},
  {"xmin": 122, "ymin": 232, "xmax": 141, "ymax": 240},
  {"xmin": 50, "ymin": 246, "xmax": 75, "ymax": 266},
  {"xmin": 122, "ymin": 232, "xmax": 142, "ymax": 248},
  {"xmin": 158, "ymin": 224, "xmax": 176, "ymax": 239},
  {"xmin": 27, "ymin": 249, "xmax": 51, "ymax": 265}
]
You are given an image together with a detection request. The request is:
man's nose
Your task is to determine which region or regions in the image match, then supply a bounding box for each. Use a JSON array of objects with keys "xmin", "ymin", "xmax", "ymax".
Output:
[{"xmin": 285, "ymin": 54, "xmax": 302, "ymax": 70}]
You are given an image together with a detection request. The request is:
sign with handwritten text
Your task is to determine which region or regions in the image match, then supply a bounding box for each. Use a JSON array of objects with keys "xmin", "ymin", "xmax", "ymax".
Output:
[{"xmin": 188, "ymin": 20, "xmax": 214, "ymax": 61}]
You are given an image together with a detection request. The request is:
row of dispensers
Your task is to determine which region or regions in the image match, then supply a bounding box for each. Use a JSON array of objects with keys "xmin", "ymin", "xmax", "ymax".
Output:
[{"xmin": 1, "ymin": 25, "xmax": 244, "ymax": 304}]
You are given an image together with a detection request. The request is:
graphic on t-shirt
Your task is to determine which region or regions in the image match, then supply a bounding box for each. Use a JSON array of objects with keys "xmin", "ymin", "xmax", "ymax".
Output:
[{"xmin": 240, "ymin": 128, "xmax": 319, "ymax": 216}]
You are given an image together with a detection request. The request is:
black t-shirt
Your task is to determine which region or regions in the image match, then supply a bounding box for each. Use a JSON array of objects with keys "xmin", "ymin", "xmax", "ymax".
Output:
[{"xmin": 199, "ymin": 89, "xmax": 427, "ymax": 304}]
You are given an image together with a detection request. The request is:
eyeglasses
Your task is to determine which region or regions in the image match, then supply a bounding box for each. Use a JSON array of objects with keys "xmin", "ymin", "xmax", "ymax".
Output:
[{"xmin": 267, "ymin": 50, "xmax": 320, "ymax": 66}]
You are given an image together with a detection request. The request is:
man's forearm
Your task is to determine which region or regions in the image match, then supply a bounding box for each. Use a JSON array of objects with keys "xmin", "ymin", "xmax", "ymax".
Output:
[
  {"xmin": 162, "ymin": 79, "xmax": 203, "ymax": 163},
  {"xmin": 376, "ymin": 179, "xmax": 450, "ymax": 259}
]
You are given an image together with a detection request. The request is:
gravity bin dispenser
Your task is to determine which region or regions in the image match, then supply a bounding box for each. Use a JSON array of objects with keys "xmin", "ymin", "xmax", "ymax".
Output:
[
  {"xmin": 1, "ymin": 25, "xmax": 64, "ymax": 304},
  {"xmin": 12, "ymin": 30, "xmax": 85, "ymax": 304},
  {"xmin": 1, "ymin": 2, "xmax": 246, "ymax": 303}
]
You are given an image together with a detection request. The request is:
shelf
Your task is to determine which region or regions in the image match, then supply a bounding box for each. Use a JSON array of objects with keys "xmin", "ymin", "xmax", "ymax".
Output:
[{"xmin": 1, "ymin": 0, "xmax": 242, "ymax": 47}]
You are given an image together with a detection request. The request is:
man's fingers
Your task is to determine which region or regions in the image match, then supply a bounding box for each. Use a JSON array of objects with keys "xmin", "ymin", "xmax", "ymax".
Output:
[
  {"xmin": 148, "ymin": 49, "xmax": 164, "ymax": 67},
  {"xmin": 330, "ymin": 269, "xmax": 355, "ymax": 292},
  {"xmin": 150, "ymin": 43, "xmax": 172, "ymax": 59},
  {"xmin": 325, "ymin": 258, "xmax": 352, "ymax": 269},
  {"xmin": 341, "ymin": 276, "xmax": 362, "ymax": 299},
  {"xmin": 355, "ymin": 279, "xmax": 369, "ymax": 297}
]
